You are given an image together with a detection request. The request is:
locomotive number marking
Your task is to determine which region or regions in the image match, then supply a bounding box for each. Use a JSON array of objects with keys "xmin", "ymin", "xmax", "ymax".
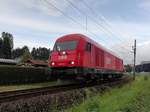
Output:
[{"xmin": 58, "ymin": 55, "xmax": 67, "ymax": 60}]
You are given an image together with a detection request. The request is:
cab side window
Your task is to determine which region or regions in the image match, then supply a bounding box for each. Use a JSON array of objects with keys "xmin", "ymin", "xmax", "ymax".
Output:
[{"xmin": 85, "ymin": 42, "xmax": 91, "ymax": 52}]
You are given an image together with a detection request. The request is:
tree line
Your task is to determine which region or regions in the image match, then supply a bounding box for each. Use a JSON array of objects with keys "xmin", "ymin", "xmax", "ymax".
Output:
[
  {"xmin": 0, "ymin": 32, "xmax": 13, "ymax": 59},
  {"xmin": 0, "ymin": 32, "xmax": 51, "ymax": 61}
]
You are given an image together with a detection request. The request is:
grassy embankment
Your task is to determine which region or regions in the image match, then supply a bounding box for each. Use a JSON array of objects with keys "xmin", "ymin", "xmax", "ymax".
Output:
[
  {"xmin": 0, "ymin": 81, "xmax": 56, "ymax": 92},
  {"xmin": 68, "ymin": 75, "xmax": 150, "ymax": 112}
]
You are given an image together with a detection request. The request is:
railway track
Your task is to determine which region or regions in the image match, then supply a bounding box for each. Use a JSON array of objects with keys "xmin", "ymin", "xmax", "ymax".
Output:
[{"xmin": 0, "ymin": 76, "xmax": 133, "ymax": 104}]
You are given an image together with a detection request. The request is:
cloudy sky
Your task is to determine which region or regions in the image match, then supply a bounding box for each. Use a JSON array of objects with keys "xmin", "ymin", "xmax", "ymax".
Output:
[{"xmin": 0, "ymin": 0, "xmax": 150, "ymax": 64}]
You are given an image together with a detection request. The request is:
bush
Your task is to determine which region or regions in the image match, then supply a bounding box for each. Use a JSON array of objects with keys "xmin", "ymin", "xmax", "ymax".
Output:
[{"xmin": 0, "ymin": 65, "xmax": 51, "ymax": 84}]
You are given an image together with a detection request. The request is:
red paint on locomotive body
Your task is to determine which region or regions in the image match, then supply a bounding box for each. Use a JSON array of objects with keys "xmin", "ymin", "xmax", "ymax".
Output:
[{"xmin": 49, "ymin": 34, "xmax": 124, "ymax": 77}]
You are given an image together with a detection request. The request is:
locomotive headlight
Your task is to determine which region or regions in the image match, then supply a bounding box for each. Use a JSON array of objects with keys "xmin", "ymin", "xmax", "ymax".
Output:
[
  {"xmin": 71, "ymin": 61, "xmax": 75, "ymax": 65},
  {"xmin": 62, "ymin": 51, "xmax": 66, "ymax": 55},
  {"xmin": 51, "ymin": 62, "xmax": 55, "ymax": 66}
]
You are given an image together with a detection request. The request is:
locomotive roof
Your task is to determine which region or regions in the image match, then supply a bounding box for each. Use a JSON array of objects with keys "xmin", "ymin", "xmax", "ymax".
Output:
[{"xmin": 57, "ymin": 34, "xmax": 122, "ymax": 60}]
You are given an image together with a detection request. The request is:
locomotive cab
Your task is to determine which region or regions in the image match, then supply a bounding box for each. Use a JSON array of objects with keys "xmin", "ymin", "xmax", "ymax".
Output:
[
  {"xmin": 50, "ymin": 35, "xmax": 84, "ymax": 78},
  {"xmin": 50, "ymin": 40, "xmax": 79, "ymax": 67}
]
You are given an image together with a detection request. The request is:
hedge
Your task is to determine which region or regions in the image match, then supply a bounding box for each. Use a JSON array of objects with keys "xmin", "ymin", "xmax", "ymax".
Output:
[{"xmin": 0, "ymin": 65, "xmax": 51, "ymax": 84}]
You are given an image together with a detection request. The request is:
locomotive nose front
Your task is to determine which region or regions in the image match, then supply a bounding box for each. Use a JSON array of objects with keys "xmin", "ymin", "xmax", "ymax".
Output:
[{"xmin": 50, "ymin": 40, "xmax": 78, "ymax": 67}]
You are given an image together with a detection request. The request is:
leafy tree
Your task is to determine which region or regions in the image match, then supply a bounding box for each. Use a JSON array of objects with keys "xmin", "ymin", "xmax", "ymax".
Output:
[
  {"xmin": 22, "ymin": 46, "xmax": 29, "ymax": 53},
  {"xmin": 21, "ymin": 50, "xmax": 32, "ymax": 62},
  {"xmin": 1, "ymin": 32, "xmax": 13, "ymax": 59},
  {"xmin": 124, "ymin": 64, "xmax": 132, "ymax": 72},
  {"xmin": 31, "ymin": 47, "xmax": 36, "ymax": 58},
  {"xmin": 0, "ymin": 38, "xmax": 3, "ymax": 58},
  {"xmin": 13, "ymin": 45, "xmax": 32, "ymax": 62},
  {"xmin": 12, "ymin": 48, "xmax": 23, "ymax": 59},
  {"xmin": 31, "ymin": 47, "xmax": 50, "ymax": 60}
]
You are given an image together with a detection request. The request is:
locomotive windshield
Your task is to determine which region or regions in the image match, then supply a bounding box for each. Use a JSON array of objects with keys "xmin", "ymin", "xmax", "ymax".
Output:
[{"xmin": 54, "ymin": 40, "xmax": 78, "ymax": 51}]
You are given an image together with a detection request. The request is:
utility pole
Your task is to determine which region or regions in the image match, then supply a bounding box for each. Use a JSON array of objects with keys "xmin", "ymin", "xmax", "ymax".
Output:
[{"xmin": 133, "ymin": 39, "xmax": 136, "ymax": 80}]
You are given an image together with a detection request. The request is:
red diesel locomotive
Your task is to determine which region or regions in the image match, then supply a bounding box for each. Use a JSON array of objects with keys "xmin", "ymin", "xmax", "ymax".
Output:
[{"xmin": 49, "ymin": 34, "xmax": 124, "ymax": 79}]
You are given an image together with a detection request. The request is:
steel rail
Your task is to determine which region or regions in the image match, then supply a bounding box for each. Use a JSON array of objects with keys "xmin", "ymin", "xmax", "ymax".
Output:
[{"xmin": 0, "ymin": 76, "xmax": 133, "ymax": 104}]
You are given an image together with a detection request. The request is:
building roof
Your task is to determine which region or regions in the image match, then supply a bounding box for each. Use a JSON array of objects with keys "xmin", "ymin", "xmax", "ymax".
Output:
[
  {"xmin": 0, "ymin": 58, "xmax": 18, "ymax": 65},
  {"xmin": 26, "ymin": 60, "xmax": 48, "ymax": 67},
  {"xmin": 141, "ymin": 61, "xmax": 150, "ymax": 65}
]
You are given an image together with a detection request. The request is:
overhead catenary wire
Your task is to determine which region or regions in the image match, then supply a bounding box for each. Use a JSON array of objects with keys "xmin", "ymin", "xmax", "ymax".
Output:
[
  {"xmin": 65, "ymin": 0, "xmax": 119, "ymax": 40},
  {"xmin": 81, "ymin": 0, "xmax": 132, "ymax": 41},
  {"xmin": 65, "ymin": 0, "xmax": 131, "ymax": 51},
  {"xmin": 81, "ymin": 0, "xmax": 133, "ymax": 50},
  {"xmin": 40, "ymin": 0, "xmax": 111, "ymax": 44},
  {"xmin": 41, "ymin": 0, "xmax": 132, "ymax": 61}
]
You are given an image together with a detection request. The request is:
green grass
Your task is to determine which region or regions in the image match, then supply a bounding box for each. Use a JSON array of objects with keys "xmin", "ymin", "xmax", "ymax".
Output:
[
  {"xmin": 67, "ymin": 75, "xmax": 150, "ymax": 112},
  {"xmin": 0, "ymin": 81, "xmax": 56, "ymax": 92}
]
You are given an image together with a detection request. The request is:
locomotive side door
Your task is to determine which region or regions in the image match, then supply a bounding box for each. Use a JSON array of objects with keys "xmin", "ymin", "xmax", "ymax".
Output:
[{"xmin": 85, "ymin": 42, "xmax": 92, "ymax": 67}]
